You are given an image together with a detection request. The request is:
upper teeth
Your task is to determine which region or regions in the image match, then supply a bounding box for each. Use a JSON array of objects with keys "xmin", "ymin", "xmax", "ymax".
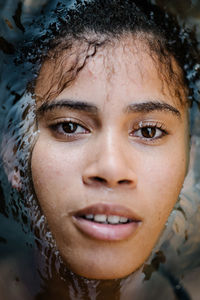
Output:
[{"xmin": 84, "ymin": 214, "xmax": 129, "ymax": 224}]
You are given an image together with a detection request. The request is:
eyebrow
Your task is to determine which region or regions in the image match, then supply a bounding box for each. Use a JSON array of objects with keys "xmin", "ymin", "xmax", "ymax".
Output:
[
  {"xmin": 37, "ymin": 99, "xmax": 181, "ymax": 118},
  {"xmin": 126, "ymin": 101, "xmax": 181, "ymax": 118},
  {"xmin": 37, "ymin": 99, "xmax": 98, "ymax": 115}
]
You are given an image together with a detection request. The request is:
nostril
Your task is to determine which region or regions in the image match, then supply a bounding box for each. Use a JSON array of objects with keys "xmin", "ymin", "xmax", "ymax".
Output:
[
  {"xmin": 118, "ymin": 179, "xmax": 132, "ymax": 185},
  {"xmin": 83, "ymin": 175, "xmax": 108, "ymax": 186},
  {"xmin": 92, "ymin": 176, "xmax": 107, "ymax": 184},
  {"xmin": 83, "ymin": 174, "xmax": 136, "ymax": 188}
]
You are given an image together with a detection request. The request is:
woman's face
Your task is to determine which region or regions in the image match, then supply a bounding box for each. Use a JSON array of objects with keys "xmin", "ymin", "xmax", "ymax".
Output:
[{"xmin": 31, "ymin": 38, "xmax": 189, "ymax": 279}]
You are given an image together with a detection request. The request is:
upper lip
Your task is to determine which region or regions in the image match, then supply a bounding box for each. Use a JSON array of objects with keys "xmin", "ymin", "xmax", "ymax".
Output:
[{"xmin": 73, "ymin": 203, "xmax": 142, "ymax": 222}]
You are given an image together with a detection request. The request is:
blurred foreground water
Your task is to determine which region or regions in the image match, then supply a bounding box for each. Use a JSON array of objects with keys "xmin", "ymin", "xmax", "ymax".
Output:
[{"xmin": 0, "ymin": 0, "xmax": 200, "ymax": 299}]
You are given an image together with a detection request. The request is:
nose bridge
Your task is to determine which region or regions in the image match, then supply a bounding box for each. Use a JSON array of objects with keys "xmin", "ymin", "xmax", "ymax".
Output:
[
  {"xmin": 100, "ymin": 129, "xmax": 126, "ymax": 169},
  {"xmin": 82, "ymin": 128, "xmax": 137, "ymax": 188}
]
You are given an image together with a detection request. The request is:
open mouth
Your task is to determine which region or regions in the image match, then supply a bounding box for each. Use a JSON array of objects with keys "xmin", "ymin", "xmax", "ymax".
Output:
[
  {"xmin": 73, "ymin": 203, "xmax": 142, "ymax": 241},
  {"xmin": 79, "ymin": 214, "xmax": 133, "ymax": 225}
]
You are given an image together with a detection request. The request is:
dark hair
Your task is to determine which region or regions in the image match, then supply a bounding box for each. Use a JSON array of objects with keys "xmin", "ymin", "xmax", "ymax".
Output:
[{"xmin": 18, "ymin": 0, "xmax": 200, "ymax": 106}]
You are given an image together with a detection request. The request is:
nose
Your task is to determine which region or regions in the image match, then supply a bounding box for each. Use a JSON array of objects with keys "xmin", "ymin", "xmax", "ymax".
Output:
[{"xmin": 82, "ymin": 133, "xmax": 137, "ymax": 189}]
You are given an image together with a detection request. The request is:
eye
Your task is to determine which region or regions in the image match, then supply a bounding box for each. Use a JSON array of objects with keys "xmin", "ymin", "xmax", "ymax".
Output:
[
  {"xmin": 60, "ymin": 122, "xmax": 85, "ymax": 134},
  {"xmin": 50, "ymin": 120, "xmax": 90, "ymax": 136},
  {"xmin": 137, "ymin": 126, "xmax": 162, "ymax": 139},
  {"xmin": 130, "ymin": 124, "xmax": 167, "ymax": 140}
]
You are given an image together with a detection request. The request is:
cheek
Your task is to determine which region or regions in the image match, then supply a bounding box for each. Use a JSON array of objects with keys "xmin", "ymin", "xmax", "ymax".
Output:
[
  {"xmin": 31, "ymin": 138, "xmax": 85, "ymax": 213},
  {"xmin": 32, "ymin": 138, "xmax": 83, "ymax": 183},
  {"xmin": 139, "ymin": 146, "xmax": 187, "ymax": 227}
]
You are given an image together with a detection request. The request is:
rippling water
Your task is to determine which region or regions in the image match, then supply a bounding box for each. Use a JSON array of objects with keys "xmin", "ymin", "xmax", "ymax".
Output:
[{"xmin": 0, "ymin": 0, "xmax": 200, "ymax": 299}]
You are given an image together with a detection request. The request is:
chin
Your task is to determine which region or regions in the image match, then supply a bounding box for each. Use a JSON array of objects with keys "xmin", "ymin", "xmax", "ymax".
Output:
[
  {"xmin": 65, "ymin": 256, "xmax": 143, "ymax": 280},
  {"xmin": 73, "ymin": 269, "xmax": 131, "ymax": 280}
]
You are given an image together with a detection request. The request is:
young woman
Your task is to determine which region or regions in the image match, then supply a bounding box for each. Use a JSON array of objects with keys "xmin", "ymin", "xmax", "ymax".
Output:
[{"xmin": 1, "ymin": 0, "xmax": 200, "ymax": 298}]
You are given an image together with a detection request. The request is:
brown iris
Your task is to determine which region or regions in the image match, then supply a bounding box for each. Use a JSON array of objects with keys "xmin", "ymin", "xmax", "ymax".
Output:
[
  {"xmin": 62, "ymin": 122, "xmax": 78, "ymax": 133},
  {"xmin": 141, "ymin": 127, "xmax": 156, "ymax": 138}
]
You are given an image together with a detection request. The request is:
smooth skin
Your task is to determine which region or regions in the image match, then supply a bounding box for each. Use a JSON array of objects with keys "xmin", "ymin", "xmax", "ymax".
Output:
[{"xmin": 32, "ymin": 37, "xmax": 189, "ymax": 279}]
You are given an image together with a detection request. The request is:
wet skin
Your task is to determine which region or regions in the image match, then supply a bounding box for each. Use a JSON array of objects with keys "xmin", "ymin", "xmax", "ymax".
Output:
[{"xmin": 31, "ymin": 37, "xmax": 189, "ymax": 279}]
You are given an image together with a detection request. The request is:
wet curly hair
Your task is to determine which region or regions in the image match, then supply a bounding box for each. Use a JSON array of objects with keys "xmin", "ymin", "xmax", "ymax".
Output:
[{"xmin": 18, "ymin": 0, "xmax": 200, "ymax": 107}]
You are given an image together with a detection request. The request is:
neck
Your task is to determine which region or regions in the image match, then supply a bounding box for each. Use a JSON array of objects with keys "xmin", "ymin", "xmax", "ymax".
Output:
[{"xmin": 35, "ymin": 246, "xmax": 145, "ymax": 300}]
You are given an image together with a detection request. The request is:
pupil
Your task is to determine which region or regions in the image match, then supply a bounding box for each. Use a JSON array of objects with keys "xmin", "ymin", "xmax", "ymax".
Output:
[
  {"xmin": 63, "ymin": 122, "xmax": 77, "ymax": 133},
  {"xmin": 142, "ymin": 127, "xmax": 156, "ymax": 138}
]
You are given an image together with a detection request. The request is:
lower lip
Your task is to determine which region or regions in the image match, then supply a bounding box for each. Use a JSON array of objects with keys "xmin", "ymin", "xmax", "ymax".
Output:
[{"xmin": 73, "ymin": 217, "xmax": 141, "ymax": 241}]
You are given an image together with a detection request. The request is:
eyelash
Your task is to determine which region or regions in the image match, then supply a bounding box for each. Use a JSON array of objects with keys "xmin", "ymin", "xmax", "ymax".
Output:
[
  {"xmin": 130, "ymin": 122, "xmax": 168, "ymax": 141},
  {"xmin": 49, "ymin": 120, "xmax": 168, "ymax": 142}
]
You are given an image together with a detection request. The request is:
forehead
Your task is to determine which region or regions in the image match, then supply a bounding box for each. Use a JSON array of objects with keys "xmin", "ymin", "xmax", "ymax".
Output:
[{"xmin": 35, "ymin": 36, "xmax": 187, "ymax": 108}]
